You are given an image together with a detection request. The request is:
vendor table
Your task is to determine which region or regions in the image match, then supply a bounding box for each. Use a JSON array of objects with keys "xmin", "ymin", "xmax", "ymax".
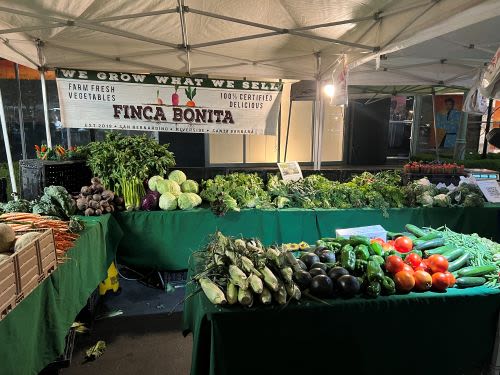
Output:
[
  {"xmin": 182, "ymin": 253, "xmax": 500, "ymax": 375},
  {"xmin": 116, "ymin": 205, "xmax": 500, "ymax": 270},
  {"xmin": 0, "ymin": 214, "xmax": 123, "ymax": 375}
]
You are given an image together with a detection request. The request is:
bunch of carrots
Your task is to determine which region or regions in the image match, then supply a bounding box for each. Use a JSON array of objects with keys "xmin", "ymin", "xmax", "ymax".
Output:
[{"xmin": 0, "ymin": 213, "xmax": 80, "ymax": 263}]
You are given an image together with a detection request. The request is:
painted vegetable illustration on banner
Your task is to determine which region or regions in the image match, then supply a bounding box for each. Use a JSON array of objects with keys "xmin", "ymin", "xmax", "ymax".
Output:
[
  {"xmin": 172, "ymin": 85, "xmax": 179, "ymax": 106},
  {"xmin": 156, "ymin": 89, "xmax": 163, "ymax": 105},
  {"xmin": 185, "ymin": 87, "xmax": 196, "ymax": 107}
]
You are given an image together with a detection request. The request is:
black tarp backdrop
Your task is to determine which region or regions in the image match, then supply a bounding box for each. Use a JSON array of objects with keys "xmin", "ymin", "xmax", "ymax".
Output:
[{"xmin": 347, "ymin": 98, "xmax": 391, "ymax": 165}]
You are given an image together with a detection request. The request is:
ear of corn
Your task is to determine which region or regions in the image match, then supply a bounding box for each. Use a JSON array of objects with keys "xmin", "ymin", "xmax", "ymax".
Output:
[
  {"xmin": 285, "ymin": 282, "xmax": 301, "ymax": 300},
  {"xmin": 238, "ymin": 287, "xmax": 253, "ymax": 306},
  {"xmin": 241, "ymin": 256, "xmax": 262, "ymax": 278},
  {"xmin": 248, "ymin": 274, "xmax": 264, "ymax": 294},
  {"xmin": 266, "ymin": 247, "xmax": 282, "ymax": 268},
  {"xmin": 260, "ymin": 287, "xmax": 272, "ymax": 304},
  {"xmin": 229, "ymin": 265, "xmax": 248, "ymax": 290},
  {"xmin": 280, "ymin": 267, "xmax": 293, "ymax": 283},
  {"xmin": 284, "ymin": 252, "xmax": 302, "ymax": 273},
  {"xmin": 200, "ymin": 278, "xmax": 227, "ymax": 305},
  {"xmin": 234, "ymin": 239, "xmax": 246, "ymax": 251},
  {"xmin": 274, "ymin": 283, "xmax": 287, "ymax": 305},
  {"xmin": 226, "ymin": 282, "xmax": 238, "ymax": 305},
  {"xmin": 260, "ymin": 266, "xmax": 279, "ymax": 292}
]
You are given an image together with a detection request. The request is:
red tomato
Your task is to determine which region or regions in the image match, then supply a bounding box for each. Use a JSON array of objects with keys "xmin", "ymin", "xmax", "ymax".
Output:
[
  {"xmin": 370, "ymin": 238, "xmax": 385, "ymax": 245},
  {"xmin": 432, "ymin": 272, "xmax": 449, "ymax": 292},
  {"xmin": 385, "ymin": 255, "xmax": 405, "ymax": 274},
  {"xmin": 387, "ymin": 240, "xmax": 395, "ymax": 246},
  {"xmin": 405, "ymin": 253, "xmax": 422, "ymax": 269},
  {"xmin": 402, "ymin": 264, "xmax": 414, "ymax": 274},
  {"xmin": 444, "ymin": 271, "xmax": 456, "ymax": 287},
  {"xmin": 413, "ymin": 270, "xmax": 432, "ymax": 291},
  {"xmin": 414, "ymin": 261, "xmax": 432, "ymax": 273},
  {"xmin": 427, "ymin": 255, "xmax": 449, "ymax": 273},
  {"xmin": 394, "ymin": 271, "xmax": 415, "ymax": 293},
  {"xmin": 394, "ymin": 236, "xmax": 413, "ymax": 253}
]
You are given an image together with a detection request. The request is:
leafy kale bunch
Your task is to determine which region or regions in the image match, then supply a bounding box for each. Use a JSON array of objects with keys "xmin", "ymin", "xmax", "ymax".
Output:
[
  {"xmin": 351, "ymin": 171, "xmax": 405, "ymax": 209},
  {"xmin": 201, "ymin": 173, "xmax": 271, "ymax": 215},
  {"xmin": 78, "ymin": 132, "xmax": 175, "ymax": 192}
]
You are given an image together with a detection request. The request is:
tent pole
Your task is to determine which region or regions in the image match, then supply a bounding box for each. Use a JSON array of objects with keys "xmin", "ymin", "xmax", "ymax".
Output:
[
  {"xmin": 0, "ymin": 88, "xmax": 18, "ymax": 198},
  {"xmin": 14, "ymin": 63, "xmax": 26, "ymax": 160},
  {"xmin": 178, "ymin": 0, "xmax": 191, "ymax": 74},
  {"xmin": 431, "ymin": 90, "xmax": 439, "ymax": 162},
  {"xmin": 40, "ymin": 69, "xmax": 52, "ymax": 148},
  {"xmin": 284, "ymin": 101, "xmax": 292, "ymax": 162},
  {"xmin": 313, "ymin": 53, "xmax": 322, "ymax": 170},
  {"xmin": 482, "ymin": 98, "xmax": 494, "ymax": 159}
]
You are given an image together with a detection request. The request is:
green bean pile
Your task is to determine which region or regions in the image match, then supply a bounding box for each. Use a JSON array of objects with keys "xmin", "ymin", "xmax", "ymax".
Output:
[{"xmin": 434, "ymin": 227, "xmax": 500, "ymax": 288}]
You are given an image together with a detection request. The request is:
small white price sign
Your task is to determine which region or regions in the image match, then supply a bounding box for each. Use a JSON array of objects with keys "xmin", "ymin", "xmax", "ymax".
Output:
[
  {"xmin": 476, "ymin": 179, "xmax": 500, "ymax": 203},
  {"xmin": 277, "ymin": 161, "xmax": 303, "ymax": 182}
]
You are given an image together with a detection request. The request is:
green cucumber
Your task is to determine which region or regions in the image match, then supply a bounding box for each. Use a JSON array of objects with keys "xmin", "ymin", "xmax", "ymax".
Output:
[
  {"xmin": 424, "ymin": 244, "xmax": 456, "ymax": 256},
  {"xmin": 414, "ymin": 238, "xmax": 446, "ymax": 251},
  {"xmin": 457, "ymin": 265, "xmax": 497, "ymax": 277},
  {"xmin": 405, "ymin": 224, "xmax": 426, "ymax": 238},
  {"xmin": 455, "ymin": 277, "xmax": 486, "ymax": 288},
  {"xmin": 441, "ymin": 248, "xmax": 465, "ymax": 262},
  {"xmin": 417, "ymin": 232, "xmax": 442, "ymax": 242},
  {"xmin": 447, "ymin": 253, "xmax": 470, "ymax": 272},
  {"xmin": 386, "ymin": 231, "xmax": 402, "ymax": 240},
  {"xmin": 349, "ymin": 235, "xmax": 371, "ymax": 246},
  {"xmin": 412, "ymin": 239, "xmax": 425, "ymax": 246}
]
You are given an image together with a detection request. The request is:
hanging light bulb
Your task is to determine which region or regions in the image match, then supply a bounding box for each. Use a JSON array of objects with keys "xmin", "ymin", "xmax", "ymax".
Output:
[{"xmin": 323, "ymin": 84, "xmax": 335, "ymax": 98}]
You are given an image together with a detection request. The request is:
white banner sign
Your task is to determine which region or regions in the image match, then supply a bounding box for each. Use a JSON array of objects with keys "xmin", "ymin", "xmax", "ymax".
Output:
[{"xmin": 56, "ymin": 69, "xmax": 282, "ymax": 135}]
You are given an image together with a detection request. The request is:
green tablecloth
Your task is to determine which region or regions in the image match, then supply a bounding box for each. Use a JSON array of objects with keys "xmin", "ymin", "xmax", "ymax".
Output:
[
  {"xmin": 116, "ymin": 206, "xmax": 500, "ymax": 270},
  {"xmin": 0, "ymin": 214, "xmax": 123, "ymax": 375},
  {"xmin": 182, "ymin": 253, "xmax": 500, "ymax": 375}
]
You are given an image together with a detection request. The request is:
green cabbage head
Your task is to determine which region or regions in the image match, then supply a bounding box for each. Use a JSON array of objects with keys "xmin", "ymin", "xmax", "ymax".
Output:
[
  {"xmin": 159, "ymin": 192, "xmax": 177, "ymax": 211},
  {"xmin": 157, "ymin": 179, "xmax": 181, "ymax": 196},
  {"xmin": 177, "ymin": 193, "xmax": 202, "ymax": 210},
  {"xmin": 148, "ymin": 175, "xmax": 164, "ymax": 191},
  {"xmin": 168, "ymin": 170, "xmax": 187, "ymax": 185},
  {"xmin": 181, "ymin": 179, "xmax": 199, "ymax": 194}
]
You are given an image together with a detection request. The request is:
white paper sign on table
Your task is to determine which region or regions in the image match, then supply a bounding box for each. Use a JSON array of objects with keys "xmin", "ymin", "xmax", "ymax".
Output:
[
  {"xmin": 277, "ymin": 162, "xmax": 303, "ymax": 182},
  {"xmin": 476, "ymin": 179, "xmax": 500, "ymax": 203}
]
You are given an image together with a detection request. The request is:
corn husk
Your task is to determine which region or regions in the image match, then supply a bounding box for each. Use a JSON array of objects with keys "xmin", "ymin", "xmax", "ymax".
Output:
[
  {"xmin": 200, "ymin": 278, "xmax": 227, "ymax": 305},
  {"xmin": 238, "ymin": 287, "xmax": 253, "ymax": 306},
  {"xmin": 280, "ymin": 267, "xmax": 293, "ymax": 283},
  {"xmin": 226, "ymin": 282, "xmax": 238, "ymax": 305},
  {"xmin": 266, "ymin": 247, "xmax": 283, "ymax": 268},
  {"xmin": 241, "ymin": 256, "xmax": 262, "ymax": 278},
  {"xmin": 259, "ymin": 266, "xmax": 279, "ymax": 292},
  {"xmin": 284, "ymin": 251, "xmax": 302, "ymax": 273},
  {"xmin": 234, "ymin": 239, "xmax": 246, "ymax": 252},
  {"xmin": 260, "ymin": 287, "xmax": 272, "ymax": 304},
  {"xmin": 246, "ymin": 241, "xmax": 264, "ymax": 254},
  {"xmin": 285, "ymin": 282, "xmax": 301, "ymax": 300},
  {"xmin": 274, "ymin": 283, "xmax": 287, "ymax": 305},
  {"xmin": 229, "ymin": 264, "xmax": 248, "ymax": 290},
  {"xmin": 248, "ymin": 274, "xmax": 264, "ymax": 294}
]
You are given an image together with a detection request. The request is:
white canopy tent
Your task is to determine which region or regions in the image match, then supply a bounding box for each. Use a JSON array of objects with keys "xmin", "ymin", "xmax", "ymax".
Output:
[{"xmin": 0, "ymin": 0, "xmax": 500, "ymax": 188}]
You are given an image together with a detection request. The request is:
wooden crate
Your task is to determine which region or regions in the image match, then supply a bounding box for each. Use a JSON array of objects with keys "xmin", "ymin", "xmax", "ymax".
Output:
[
  {"xmin": 0, "ymin": 255, "xmax": 17, "ymax": 320},
  {"xmin": 14, "ymin": 229, "xmax": 58, "ymax": 302}
]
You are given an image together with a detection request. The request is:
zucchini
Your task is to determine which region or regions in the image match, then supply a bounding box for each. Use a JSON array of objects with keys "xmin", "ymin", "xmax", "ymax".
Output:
[
  {"xmin": 414, "ymin": 238, "xmax": 446, "ymax": 251},
  {"xmin": 424, "ymin": 244, "xmax": 456, "ymax": 256},
  {"xmin": 455, "ymin": 277, "xmax": 486, "ymax": 288},
  {"xmin": 349, "ymin": 235, "xmax": 371, "ymax": 246},
  {"xmin": 441, "ymin": 248, "xmax": 465, "ymax": 262},
  {"xmin": 448, "ymin": 253, "xmax": 470, "ymax": 272},
  {"xmin": 457, "ymin": 265, "xmax": 497, "ymax": 277},
  {"xmin": 405, "ymin": 224, "xmax": 426, "ymax": 238}
]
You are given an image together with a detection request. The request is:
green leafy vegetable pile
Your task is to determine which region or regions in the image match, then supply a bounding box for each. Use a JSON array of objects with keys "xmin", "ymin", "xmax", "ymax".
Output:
[
  {"xmin": 201, "ymin": 173, "xmax": 271, "ymax": 215},
  {"xmin": 32, "ymin": 186, "xmax": 76, "ymax": 219},
  {"xmin": 267, "ymin": 171, "xmax": 405, "ymax": 215},
  {"xmin": 78, "ymin": 133, "xmax": 175, "ymax": 210}
]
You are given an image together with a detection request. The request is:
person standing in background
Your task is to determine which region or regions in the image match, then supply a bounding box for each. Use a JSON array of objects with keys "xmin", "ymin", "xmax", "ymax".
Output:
[{"xmin": 436, "ymin": 97, "xmax": 461, "ymax": 148}]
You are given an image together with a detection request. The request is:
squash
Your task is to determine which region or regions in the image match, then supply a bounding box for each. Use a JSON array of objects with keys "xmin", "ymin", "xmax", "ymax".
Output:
[
  {"xmin": 14, "ymin": 232, "xmax": 40, "ymax": 252},
  {"xmin": 0, "ymin": 224, "xmax": 15, "ymax": 253}
]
